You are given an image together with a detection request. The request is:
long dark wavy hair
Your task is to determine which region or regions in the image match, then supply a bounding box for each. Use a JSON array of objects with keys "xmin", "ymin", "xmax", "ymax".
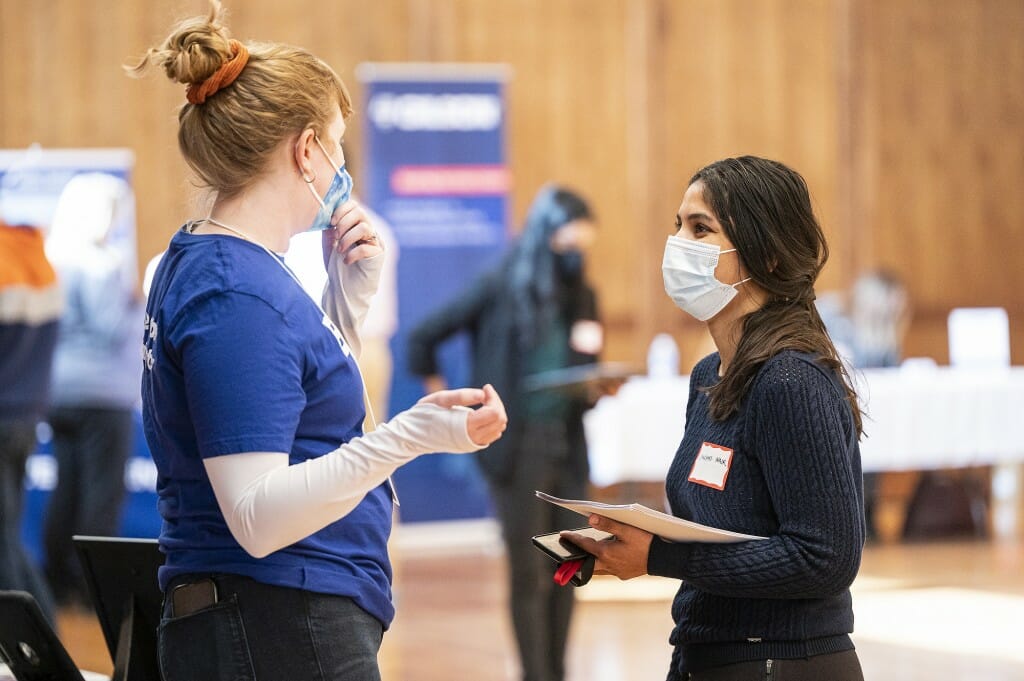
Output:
[
  {"xmin": 692, "ymin": 156, "xmax": 862, "ymax": 435},
  {"xmin": 506, "ymin": 185, "xmax": 593, "ymax": 349}
]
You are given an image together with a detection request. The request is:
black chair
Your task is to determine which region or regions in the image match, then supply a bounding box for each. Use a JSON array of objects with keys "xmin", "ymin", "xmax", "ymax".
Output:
[
  {"xmin": 0, "ymin": 590, "xmax": 85, "ymax": 681},
  {"xmin": 73, "ymin": 537, "xmax": 163, "ymax": 681}
]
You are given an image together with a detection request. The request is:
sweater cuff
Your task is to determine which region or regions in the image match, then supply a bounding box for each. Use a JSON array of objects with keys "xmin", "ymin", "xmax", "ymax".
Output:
[{"xmin": 647, "ymin": 537, "xmax": 695, "ymax": 579}]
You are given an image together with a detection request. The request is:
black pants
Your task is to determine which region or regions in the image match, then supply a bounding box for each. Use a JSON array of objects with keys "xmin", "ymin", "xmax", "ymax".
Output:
[
  {"xmin": 43, "ymin": 406, "xmax": 132, "ymax": 605},
  {"xmin": 0, "ymin": 420, "xmax": 56, "ymax": 623},
  {"xmin": 160, "ymin": 574, "xmax": 383, "ymax": 681},
  {"xmin": 489, "ymin": 421, "xmax": 586, "ymax": 681},
  {"xmin": 688, "ymin": 650, "xmax": 864, "ymax": 681}
]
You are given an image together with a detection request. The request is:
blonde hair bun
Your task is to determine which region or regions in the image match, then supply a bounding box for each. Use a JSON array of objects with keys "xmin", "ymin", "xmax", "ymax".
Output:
[
  {"xmin": 129, "ymin": 0, "xmax": 234, "ymax": 86},
  {"xmin": 126, "ymin": 0, "xmax": 351, "ymax": 201}
]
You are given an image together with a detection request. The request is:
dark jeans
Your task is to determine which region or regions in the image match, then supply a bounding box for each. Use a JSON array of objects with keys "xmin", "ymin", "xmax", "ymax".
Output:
[
  {"xmin": 160, "ymin": 574, "xmax": 384, "ymax": 681},
  {"xmin": 688, "ymin": 650, "xmax": 864, "ymax": 681},
  {"xmin": 489, "ymin": 421, "xmax": 586, "ymax": 681},
  {"xmin": 43, "ymin": 406, "xmax": 132, "ymax": 604},
  {"xmin": 0, "ymin": 420, "xmax": 57, "ymax": 623}
]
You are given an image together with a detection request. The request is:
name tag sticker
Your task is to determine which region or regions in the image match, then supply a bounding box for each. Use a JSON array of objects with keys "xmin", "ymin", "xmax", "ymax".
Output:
[{"xmin": 688, "ymin": 442, "xmax": 734, "ymax": 491}]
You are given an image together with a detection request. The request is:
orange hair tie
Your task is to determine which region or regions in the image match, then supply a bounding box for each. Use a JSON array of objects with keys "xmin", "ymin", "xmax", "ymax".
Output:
[{"xmin": 186, "ymin": 39, "xmax": 249, "ymax": 105}]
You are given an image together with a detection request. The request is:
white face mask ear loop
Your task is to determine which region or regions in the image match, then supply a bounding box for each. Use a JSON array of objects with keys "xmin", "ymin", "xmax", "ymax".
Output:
[
  {"xmin": 344, "ymin": 351, "xmax": 398, "ymax": 506},
  {"xmin": 303, "ymin": 135, "xmax": 340, "ymax": 211},
  {"xmin": 320, "ymin": 323, "xmax": 378, "ymax": 432},
  {"xmin": 305, "ymin": 178, "xmax": 327, "ymax": 210},
  {"xmin": 315, "ymin": 137, "xmax": 344, "ymax": 180},
  {"xmin": 720, "ymin": 247, "xmax": 748, "ymax": 288},
  {"xmin": 302, "ymin": 152, "xmax": 325, "ymax": 209},
  {"xmin": 361, "ymin": 373, "xmax": 379, "ymax": 431}
]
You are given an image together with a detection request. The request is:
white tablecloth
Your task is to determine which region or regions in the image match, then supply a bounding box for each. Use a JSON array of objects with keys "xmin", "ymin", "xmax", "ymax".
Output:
[{"xmin": 584, "ymin": 366, "xmax": 1024, "ymax": 486}]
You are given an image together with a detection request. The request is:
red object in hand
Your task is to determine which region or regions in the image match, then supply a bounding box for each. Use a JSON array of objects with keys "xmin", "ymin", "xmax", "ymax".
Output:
[{"xmin": 553, "ymin": 559, "xmax": 584, "ymax": 586}]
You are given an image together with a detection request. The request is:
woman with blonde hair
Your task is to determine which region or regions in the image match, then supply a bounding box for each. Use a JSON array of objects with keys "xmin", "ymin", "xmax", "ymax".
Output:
[{"xmin": 131, "ymin": 3, "xmax": 506, "ymax": 679}]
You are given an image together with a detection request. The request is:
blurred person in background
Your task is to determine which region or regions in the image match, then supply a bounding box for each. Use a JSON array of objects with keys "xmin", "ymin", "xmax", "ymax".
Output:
[
  {"xmin": 407, "ymin": 185, "xmax": 605, "ymax": 681},
  {"xmin": 817, "ymin": 269, "xmax": 909, "ymax": 370},
  {"xmin": 849, "ymin": 269, "xmax": 909, "ymax": 370},
  {"xmin": 819, "ymin": 269, "xmax": 909, "ymax": 540},
  {"xmin": 42, "ymin": 172, "xmax": 144, "ymax": 608},
  {"xmin": 851, "ymin": 269, "xmax": 910, "ymax": 540},
  {"xmin": 0, "ymin": 208, "xmax": 62, "ymax": 624}
]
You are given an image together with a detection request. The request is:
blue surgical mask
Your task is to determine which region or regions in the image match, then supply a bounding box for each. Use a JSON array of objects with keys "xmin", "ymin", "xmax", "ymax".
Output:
[{"xmin": 306, "ymin": 138, "xmax": 353, "ymax": 232}]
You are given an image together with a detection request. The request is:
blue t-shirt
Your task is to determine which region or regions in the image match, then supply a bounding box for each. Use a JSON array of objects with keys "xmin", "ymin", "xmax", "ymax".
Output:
[{"xmin": 141, "ymin": 228, "xmax": 395, "ymax": 626}]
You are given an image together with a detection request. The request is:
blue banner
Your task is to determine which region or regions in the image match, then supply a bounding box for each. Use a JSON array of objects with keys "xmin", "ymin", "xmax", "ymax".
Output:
[{"xmin": 358, "ymin": 64, "xmax": 511, "ymax": 522}]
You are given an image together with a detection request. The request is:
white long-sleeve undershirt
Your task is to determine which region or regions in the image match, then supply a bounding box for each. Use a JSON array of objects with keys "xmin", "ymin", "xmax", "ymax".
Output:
[
  {"xmin": 321, "ymin": 230, "xmax": 382, "ymax": 360},
  {"xmin": 205, "ymin": 401, "xmax": 482, "ymax": 558},
  {"xmin": 204, "ymin": 228, "xmax": 481, "ymax": 559}
]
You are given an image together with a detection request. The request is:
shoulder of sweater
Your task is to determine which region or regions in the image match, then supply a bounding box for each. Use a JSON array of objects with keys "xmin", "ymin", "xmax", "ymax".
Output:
[
  {"xmin": 691, "ymin": 352, "xmax": 721, "ymax": 385},
  {"xmin": 750, "ymin": 351, "xmax": 844, "ymax": 401}
]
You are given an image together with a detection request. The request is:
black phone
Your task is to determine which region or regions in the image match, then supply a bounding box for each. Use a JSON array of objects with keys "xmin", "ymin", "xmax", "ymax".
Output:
[
  {"xmin": 170, "ymin": 578, "xmax": 218, "ymax": 618},
  {"xmin": 0, "ymin": 590, "xmax": 86, "ymax": 681},
  {"xmin": 531, "ymin": 526, "xmax": 612, "ymax": 562}
]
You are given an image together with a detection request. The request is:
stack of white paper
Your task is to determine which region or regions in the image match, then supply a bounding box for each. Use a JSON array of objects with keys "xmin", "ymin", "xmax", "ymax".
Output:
[{"xmin": 536, "ymin": 491, "xmax": 765, "ymax": 543}]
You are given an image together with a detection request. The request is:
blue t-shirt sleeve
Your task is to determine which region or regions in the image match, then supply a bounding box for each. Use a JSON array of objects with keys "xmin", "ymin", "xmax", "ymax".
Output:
[{"xmin": 174, "ymin": 291, "xmax": 305, "ymax": 457}]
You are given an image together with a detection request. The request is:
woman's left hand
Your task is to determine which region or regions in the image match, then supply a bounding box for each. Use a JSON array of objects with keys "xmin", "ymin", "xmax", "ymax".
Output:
[
  {"xmin": 562, "ymin": 515, "xmax": 654, "ymax": 580},
  {"xmin": 322, "ymin": 200, "xmax": 383, "ymax": 266},
  {"xmin": 418, "ymin": 384, "xmax": 508, "ymax": 447}
]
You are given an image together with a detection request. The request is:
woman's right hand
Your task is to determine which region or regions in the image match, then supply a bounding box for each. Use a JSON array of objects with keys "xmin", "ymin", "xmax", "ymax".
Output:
[
  {"xmin": 322, "ymin": 200, "xmax": 383, "ymax": 267},
  {"xmin": 417, "ymin": 383, "xmax": 508, "ymax": 447}
]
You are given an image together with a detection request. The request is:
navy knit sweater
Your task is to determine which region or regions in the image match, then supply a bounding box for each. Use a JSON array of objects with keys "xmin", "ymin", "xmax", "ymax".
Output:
[{"xmin": 647, "ymin": 351, "xmax": 865, "ymax": 677}]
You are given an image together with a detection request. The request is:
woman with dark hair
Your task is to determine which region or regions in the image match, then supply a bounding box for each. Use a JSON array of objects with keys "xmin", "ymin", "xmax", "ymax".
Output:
[
  {"xmin": 408, "ymin": 185, "xmax": 603, "ymax": 681},
  {"xmin": 567, "ymin": 157, "xmax": 866, "ymax": 681}
]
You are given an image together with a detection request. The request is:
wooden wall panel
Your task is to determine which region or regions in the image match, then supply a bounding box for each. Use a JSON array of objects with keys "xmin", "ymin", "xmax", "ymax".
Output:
[
  {"xmin": 639, "ymin": 0, "xmax": 845, "ymax": 370},
  {"xmin": 850, "ymin": 0, "xmax": 1024, "ymax": 362},
  {"xmin": 3, "ymin": 0, "xmax": 1023, "ymax": 368}
]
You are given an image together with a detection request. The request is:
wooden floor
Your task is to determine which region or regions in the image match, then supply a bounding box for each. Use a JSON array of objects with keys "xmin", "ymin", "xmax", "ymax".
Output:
[{"xmin": 57, "ymin": 527, "xmax": 1024, "ymax": 681}]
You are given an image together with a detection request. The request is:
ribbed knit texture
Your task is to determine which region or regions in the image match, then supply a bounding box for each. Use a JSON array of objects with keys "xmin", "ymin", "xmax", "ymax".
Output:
[{"xmin": 647, "ymin": 351, "xmax": 865, "ymax": 677}]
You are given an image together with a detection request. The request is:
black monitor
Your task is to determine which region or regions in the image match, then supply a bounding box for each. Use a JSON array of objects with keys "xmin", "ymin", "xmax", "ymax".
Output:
[
  {"xmin": 0, "ymin": 590, "xmax": 85, "ymax": 681},
  {"xmin": 73, "ymin": 536, "xmax": 163, "ymax": 681}
]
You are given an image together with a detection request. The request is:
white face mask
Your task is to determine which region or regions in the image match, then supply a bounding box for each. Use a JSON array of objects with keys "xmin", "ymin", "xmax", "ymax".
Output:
[{"xmin": 662, "ymin": 235, "xmax": 750, "ymax": 321}]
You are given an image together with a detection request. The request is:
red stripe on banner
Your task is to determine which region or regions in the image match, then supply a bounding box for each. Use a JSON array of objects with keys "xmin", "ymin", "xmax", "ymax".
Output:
[{"xmin": 390, "ymin": 165, "xmax": 509, "ymax": 196}]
